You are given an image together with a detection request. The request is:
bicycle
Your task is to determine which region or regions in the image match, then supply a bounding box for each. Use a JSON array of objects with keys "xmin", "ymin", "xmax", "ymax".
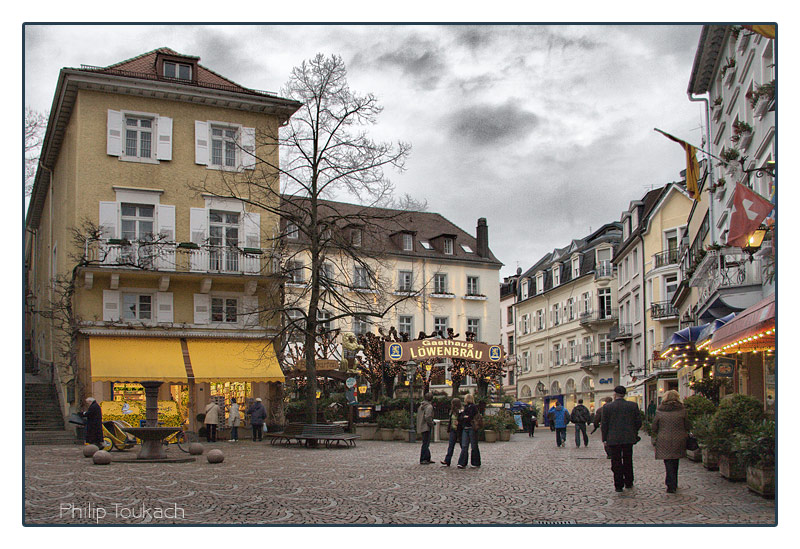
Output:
[{"xmin": 162, "ymin": 427, "xmax": 190, "ymax": 453}]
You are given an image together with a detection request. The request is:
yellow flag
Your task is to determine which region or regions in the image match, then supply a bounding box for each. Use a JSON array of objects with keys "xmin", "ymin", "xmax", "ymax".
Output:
[
  {"xmin": 743, "ymin": 25, "xmax": 776, "ymax": 39},
  {"xmin": 655, "ymin": 128, "xmax": 700, "ymax": 200}
]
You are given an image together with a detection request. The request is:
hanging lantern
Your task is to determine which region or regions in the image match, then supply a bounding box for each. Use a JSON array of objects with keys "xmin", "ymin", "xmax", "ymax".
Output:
[
  {"xmin": 358, "ymin": 385, "xmax": 367, "ymax": 394},
  {"xmin": 316, "ymin": 390, "xmax": 321, "ymax": 398}
]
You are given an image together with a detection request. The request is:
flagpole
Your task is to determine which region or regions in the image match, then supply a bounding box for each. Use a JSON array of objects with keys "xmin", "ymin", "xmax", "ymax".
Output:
[{"xmin": 653, "ymin": 128, "xmax": 724, "ymax": 163}]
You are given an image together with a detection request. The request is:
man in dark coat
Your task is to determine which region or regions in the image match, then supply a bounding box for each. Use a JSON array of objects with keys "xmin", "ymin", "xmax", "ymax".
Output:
[
  {"xmin": 600, "ymin": 386, "xmax": 642, "ymax": 492},
  {"xmin": 82, "ymin": 397, "xmax": 103, "ymax": 448},
  {"xmin": 570, "ymin": 399, "xmax": 592, "ymax": 447},
  {"xmin": 247, "ymin": 398, "xmax": 267, "ymax": 442}
]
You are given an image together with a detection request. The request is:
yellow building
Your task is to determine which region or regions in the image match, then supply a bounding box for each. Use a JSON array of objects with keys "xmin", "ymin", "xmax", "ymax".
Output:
[
  {"xmin": 25, "ymin": 49, "xmax": 300, "ymax": 433},
  {"xmin": 515, "ymin": 223, "xmax": 622, "ymax": 413}
]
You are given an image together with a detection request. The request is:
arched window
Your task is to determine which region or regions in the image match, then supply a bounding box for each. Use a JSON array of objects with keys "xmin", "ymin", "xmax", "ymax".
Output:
[
  {"xmin": 565, "ymin": 378, "xmax": 576, "ymax": 394},
  {"xmin": 520, "ymin": 385, "xmax": 532, "ymax": 398},
  {"xmin": 581, "ymin": 376, "xmax": 595, "ymax": 393},
  {"xmin": 551, "ymin": 381, "xmax": 561, "ymax": 395},
  {"xmin": 535, "ymin": 383, "xmax": 547, "ymax": 397}
]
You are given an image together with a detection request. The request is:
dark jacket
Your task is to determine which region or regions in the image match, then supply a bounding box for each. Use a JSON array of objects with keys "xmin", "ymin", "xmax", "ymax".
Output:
[
  {"xmin": 570, "ymin": 404, "xmax": 591, "ymax": 424},
  {"xmin": 247, "ymin": 401, "xmax": 267, "ymax": 426},
  {"xmin": 83, "ymin": 401, "xmax": 103, "ymax": 446},
  {"xmin": 548, "ymin": 405, "xmax": 570, "ymax": 428},
  {"xmin": 652, "ymin": 400, "xmax": 691, "ymax": 460},
  {"xmin": 600, "ymin": 397, "xmax": 642, "ymax": 446},
  {"xmin": 459, "ymin": 403, "xmax": 478, "ymax": 430}
]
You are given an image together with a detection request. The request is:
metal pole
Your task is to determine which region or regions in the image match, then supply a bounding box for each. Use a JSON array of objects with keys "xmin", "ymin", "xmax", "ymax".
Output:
[{"xmin": 408, "ymin": 373, "xmax": 415, "ymax": 443}]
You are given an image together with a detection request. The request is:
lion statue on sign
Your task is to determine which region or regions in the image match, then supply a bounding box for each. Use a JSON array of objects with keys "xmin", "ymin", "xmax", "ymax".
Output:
[{"xmin": 340, "ymin": 331, "xmax": 364, "ymax": 372}]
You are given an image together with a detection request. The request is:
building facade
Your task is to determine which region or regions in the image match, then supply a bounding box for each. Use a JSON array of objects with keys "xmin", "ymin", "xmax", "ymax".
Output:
[
  {"xmin": 514, "ymin": 223, "xmax": 622, "ymax": 414},
  {"xmin": 25, "ymin": 49, "xmax": 300, "ymax": 431},
  {"xmin": 499, "ymin": 270, "xmax": 521, "ymax": 399}
]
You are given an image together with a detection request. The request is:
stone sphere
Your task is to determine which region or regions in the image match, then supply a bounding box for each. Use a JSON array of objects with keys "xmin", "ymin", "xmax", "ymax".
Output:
[
  {"xmin": 83, "ymin": 444, "xmax": 100, "ymax": 457},
  {"xmin": 92, "ymin": 450, "xmax": 112, "ymax": 465},
  {"xmin": 206, "ymin": 449, "xmax": 224, "ymax": 464},
  {"xmin": 188, "ymin": 443, "xmax": 205, "ymax": 455}
]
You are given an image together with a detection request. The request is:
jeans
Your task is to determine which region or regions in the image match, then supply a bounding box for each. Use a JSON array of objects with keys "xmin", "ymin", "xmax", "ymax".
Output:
[
  {"xmin": 205, "ymin": 423, "xmax": 217, "ymax": 443},
  {"xmin": 230, "ymin": 426, "xmax": 238, "ymax": 441},
  {"xmin": 419, "ymin": 430, "xmax": 431, "ymax": 463},
  {"xmin": 457, "ymin": 427, "xmax": 481, "ymax": 467},
  {"xmin": 574, "ymin": 423, "xmax": 588, "ymax": 446},
  {"xmin": 443, "ymin": 430, "xmax": 459, "ymax": 464},
  {"xmin": 608, "ymin": 444, "xmax": 635, "ymax": 488},
  {"xmin": 664, "ymin": 459, "xmax": 680, "ymax": 490},
  {"xmin": 528, "ymin": 420, "xmax": 536, "ymax": 437},
  {"xmin": 252, "ymin": 424, "xmax": 263, "ymax": 441},
  {"xmin": 555, "ymin": 428, "xmax": 566, "ymax": 447}
]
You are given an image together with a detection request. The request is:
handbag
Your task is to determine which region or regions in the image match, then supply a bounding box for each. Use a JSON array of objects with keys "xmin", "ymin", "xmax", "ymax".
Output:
[{"xmin": 686, "ymin": 434, "xmax": 699, "ymax": 451}]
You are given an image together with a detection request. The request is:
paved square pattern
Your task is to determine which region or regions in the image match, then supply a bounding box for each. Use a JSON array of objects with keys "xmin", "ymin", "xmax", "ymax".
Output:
[{"xmin": 24, "ymin": 429, "xmax": 775, "ymax": 525}]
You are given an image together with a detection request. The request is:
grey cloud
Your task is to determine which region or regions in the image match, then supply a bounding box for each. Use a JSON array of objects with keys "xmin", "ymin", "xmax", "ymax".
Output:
[
  {"xmin": 349, "ymin": 33, "xmax": 447, "ymax": 90},
  {"xmin": 446, "ymin": 101, "xmax": 540, "ymax": 146}
]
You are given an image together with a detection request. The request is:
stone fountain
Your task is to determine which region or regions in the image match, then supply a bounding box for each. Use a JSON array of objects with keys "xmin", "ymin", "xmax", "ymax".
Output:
[{"xmin": 122, "ymin": 381, "xmax": 184, "ymax": 461}]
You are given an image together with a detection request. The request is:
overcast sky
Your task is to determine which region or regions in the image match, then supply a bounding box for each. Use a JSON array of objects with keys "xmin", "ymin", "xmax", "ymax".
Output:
[{"xmin": 24, "ymin": 24, "xmax": 706, "ymax": 278}]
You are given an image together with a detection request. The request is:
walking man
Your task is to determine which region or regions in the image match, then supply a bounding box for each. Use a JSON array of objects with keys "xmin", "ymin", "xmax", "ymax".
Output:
[
  {"xmin": 601, "ymin": 386, "xmax": 642, "ymax": 492},
  {"xmin": 548, "ymin": 401, "xmax": 570, "ymax": 447},
  {"xmin": 417, "ymin": 392, "xmax": 434, "ymax": 464},
  {"xmin": 570, "ymin": 399, "xmax": 591, "ymax": 447}
]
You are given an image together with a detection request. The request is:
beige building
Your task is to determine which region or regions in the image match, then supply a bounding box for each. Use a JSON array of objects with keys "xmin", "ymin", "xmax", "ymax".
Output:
[
  {"xmin": 514, "ymin": 223, "xmax": 621, "ymax": 414},
  {"xmin": 25, "ymin": 49, "xmax": 300, "ymax": 434},
  {"xmin": 281, "ymin": 200, "xmax": 503, "ymax": 393},
  {"xmin": 614, "ymin": 182, "xmax": 693, "ymax": 408}
]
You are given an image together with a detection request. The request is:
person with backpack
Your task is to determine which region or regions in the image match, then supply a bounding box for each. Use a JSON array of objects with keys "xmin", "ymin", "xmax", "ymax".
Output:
[
  {"xmin": 548, "ymin": 401, "xmax": 571, "ymax": 448},
  {"xmin": 570, "ymin": 399, "xmax": 592, "ymax": 447},
  {"xmin": 456, "ymin": 393, "xmax": 481, "ymax": 469}
]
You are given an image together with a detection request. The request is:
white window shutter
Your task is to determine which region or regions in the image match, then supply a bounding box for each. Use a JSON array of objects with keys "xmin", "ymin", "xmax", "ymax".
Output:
[
  {"xmin": 156, "ymin": 116, "xmax": 173, "ymax": 161},
  {"xmin": 190, "ymin": 208, "xmax": 208, "ymax": 245},
  {"xmin": 243, "ymin": 212, "xmax": 261, "ymax": 248},
  {"xmin": 241, "ymin": 295, "xmax": 259, "ymax": 326},
  {"xmin": 241, "ymin": 127, "xmax": 256, "ymax": 170},
  {"xmin": 156, "ymin": 292, "xmax": 174, "ymax": 323},
  {"xmin": 193, "ymin": 294, "xmax": 210, "ymax": 325},
  {"xmin": 194, "ymin": 121, "xmax": 209, "ymax": 165},
  {"xmin": 156, "ymin": 204, "xmax": 175, "ymax": 241},
  {"xmin": 103, "ymin": 290, "xmax": 120, "ymax": 321},
  {"xmin": 107, "ymin": 110, "xmax": 122, "ymax": 157},
  {"xmin": 99, "ymin": 202, "xmax": 118, "ymax": 239}
]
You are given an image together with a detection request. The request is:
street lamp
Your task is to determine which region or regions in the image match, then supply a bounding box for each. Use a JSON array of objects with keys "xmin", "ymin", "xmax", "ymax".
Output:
[
  {"xmin": 405, "ymin": 360, "xmax": 417, "ymax": 443},
  {"xmin": 743, "ymin": 223, "xmax": 769, "ymax": 261}
]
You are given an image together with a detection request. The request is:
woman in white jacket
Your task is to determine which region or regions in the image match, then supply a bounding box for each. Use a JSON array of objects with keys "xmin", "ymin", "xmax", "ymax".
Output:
[
  {"xmin": 204, "ymin": 400, "xmax": 220, "ymax": 443},
  {"xmin": 228, "ymin": 398, "xmax": 240, "ymax": 442}
]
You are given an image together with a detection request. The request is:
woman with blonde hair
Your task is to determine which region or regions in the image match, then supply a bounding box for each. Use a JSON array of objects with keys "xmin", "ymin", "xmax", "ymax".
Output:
[
  {"xmin": 440, "ymin": 398, "xmax": 462, "ymax": 467},
  {"xmin": 651, "ymin": 390, "xmax": 691, "ymax": 493},
  {"xmin": 456, "ymin": 393, "xmax": 481, "ymax": 469}
]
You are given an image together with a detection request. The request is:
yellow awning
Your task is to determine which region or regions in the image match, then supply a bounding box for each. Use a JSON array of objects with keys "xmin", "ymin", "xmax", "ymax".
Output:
[
  {"xmin": 185, "ymin": 339, "xmax": 284, "ymax": 383},
  {"xmin": 90, "ymin": 337, "xmax": 188, "ymax": 382}
]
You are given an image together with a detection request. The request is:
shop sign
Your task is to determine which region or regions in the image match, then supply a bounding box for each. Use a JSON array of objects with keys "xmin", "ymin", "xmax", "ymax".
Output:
[
  {"xmin": 384, "ymin": 339, "xmax": 505, "ymax": 363},
  {"xmin": 598, "ymin": 377, "xmax": 613, "ymax": 384},
  {"xmin": 295, "ymin": 359, "xmax": 339, "ymax": 371},
  {"xmin": 714, "ymin": 358, "xmax": 735, "ymax": 378}
]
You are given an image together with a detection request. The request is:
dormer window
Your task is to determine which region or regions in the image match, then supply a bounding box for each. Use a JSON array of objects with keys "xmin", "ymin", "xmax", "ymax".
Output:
[
  {"xmin": 164, "ymin": 61, "xmax": 192, "ymax": 80},
  {"xmin": 553, "ymin": 265, "xmax": 561, "ymax": 287},
  {"xmin": 401, "ymin": 233, "xmax": 413, "ymax": 251},
  {"xmin": 443, "ymin": 238, "xmax": 454, "ymax": 255},
  {"xmin": 536, "ymin": 272, "xmax": 544, "ymax": 294},
  {"xmin": 572, "ymin": 256, "xmax": 580, "ymax": 277}
]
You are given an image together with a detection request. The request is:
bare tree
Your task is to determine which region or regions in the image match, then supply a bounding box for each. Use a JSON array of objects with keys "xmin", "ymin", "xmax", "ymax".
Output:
[
  {"xmin": 25, "ymin": 108, "xmax": 47, "ymax": 196},
  {"xmin": 195, "ymin": 54, "xmax": 414, "ymax": 423}
]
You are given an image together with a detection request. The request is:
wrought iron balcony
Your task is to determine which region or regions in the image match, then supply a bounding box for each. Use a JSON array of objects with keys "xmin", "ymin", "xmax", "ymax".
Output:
[
  {"xmin": 614, "ymin": 323, "xmax": 633, "ymax": 340},
  {"xmin": 580, "ymin": 352, "xmax": 618, "ymax": 369},
  {"xmin": 579, "ymin": 309, "xmax": 618, "ymax": 326},
  {"xmin": 85, "ymin": 240, "xmax": 271, "ymax": 275},
  {"xmin": 595, "ymin": 261, "xmax": 615, "ymax": 279},
  {"xmin": 650, "ymin": 300, "xmax": 678, "ymax": 319},
  {"xmin": 652, "ymin": 249, "xmax": 681, "ymax": 269},
  {"xmin": 689, "ymin": 249, "xmax": 763, "ymax": 312}
]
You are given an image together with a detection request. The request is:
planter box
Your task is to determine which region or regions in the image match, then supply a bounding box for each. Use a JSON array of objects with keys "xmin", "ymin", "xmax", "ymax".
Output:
[
  {"xmin": 484, "ymin": 430, "xmax": 497, "ymax": 443},
  {"xmin": 747, "ymin": 465, "xmax": 775, "ymax": 498},
  {"xmin": 379, "ymin": 428, "xmax": 394, "ymax": 441},
  {"xmin": 438, "ymin": 422, "xmax": 450, "ymax": 441},
  {"xmin": 498, "ymin": 430, "xmax": 511, "ymax": 442},
  {"xmin": 394, "ymin": 428, "xmax": 407, "ymax": 441},
  {"xmin": 719, "ymin": 453, "xmax": 746, "ymax": 481},
  {"xmin": 354, "ymin": 423, "xmax": 378, "ymax": 440},
  {"xmin": 702, "ymin": 448, "xmax": 719, "ymax": 471},
  {"xmin": 686, "ymin": 448, "xmax": 703, "ymax": 462}
]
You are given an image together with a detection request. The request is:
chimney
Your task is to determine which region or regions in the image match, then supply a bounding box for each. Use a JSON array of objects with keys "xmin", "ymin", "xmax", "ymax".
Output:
[{"xmin": 476, "ymin": 218, "xmax": 489, "ymax": 258}]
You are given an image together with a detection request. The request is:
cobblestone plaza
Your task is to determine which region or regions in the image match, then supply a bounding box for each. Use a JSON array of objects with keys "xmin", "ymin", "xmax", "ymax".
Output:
[{"xmin": 24, "ymin": 428, "xmax": 776, "ymax": 526}]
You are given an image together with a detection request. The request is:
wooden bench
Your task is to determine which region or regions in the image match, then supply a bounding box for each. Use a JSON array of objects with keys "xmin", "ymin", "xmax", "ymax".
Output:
[{"xmin": 264, "ymin": 423, "xmax": 359, "ymax": 448}]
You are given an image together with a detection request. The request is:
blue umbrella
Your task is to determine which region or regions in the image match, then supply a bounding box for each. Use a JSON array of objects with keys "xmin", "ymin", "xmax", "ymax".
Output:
[
  {"xmin": 666, "ymin": 325, "xmax": 707, "ymax": 346},
  {"xmin": 697, "ymin": 313, "xmax": 736, "ymax": 344}
]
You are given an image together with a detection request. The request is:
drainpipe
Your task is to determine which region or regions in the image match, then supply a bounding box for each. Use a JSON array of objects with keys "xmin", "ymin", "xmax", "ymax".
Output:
[{"xmin": 688, "ymin": 93, "xmax": 716, "ymax": 244}]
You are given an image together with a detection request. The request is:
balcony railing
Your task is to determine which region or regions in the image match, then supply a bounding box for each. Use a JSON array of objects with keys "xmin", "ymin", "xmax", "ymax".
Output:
[
  {"xmin": 580, "ymin": 352, "xmax": 618, "ymax": 368},
  {"xmin": 652, "ymin": 249, "xmax": 681, "ymax": 269},
  {"xmin": 579, "ymin": 309, "xmax": 618, "ymax": 325},
  {"xmin": 690, "ymin": 249, "xmax": 763, "ymax": 311},
  {"xmin": 595, "ymin": 261, "xmax": 614, "ymax": 279},
  {"xmin": 615, "ymin": 323, "xmax": 633, "ymax": 339},
  {"xmin": 650, "ymin": 300, "xmax": 679, "ymax": 319},
  {"xmin": 85, "ymin": 241, "xmax": 270, "ymax": 275}
]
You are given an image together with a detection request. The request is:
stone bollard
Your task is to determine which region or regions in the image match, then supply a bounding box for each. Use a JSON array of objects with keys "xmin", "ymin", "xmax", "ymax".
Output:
[
  {"xmin": 92, "ymin": 450, "xmax": 112, "ymax": 465},
  {"xmin": 188, "ymin": 443, "xmax": 205, "ymax": 455},
  {"xmin": 83, "ymin": 444, "xmax": 100, "ymax": 458},
  {"xmin": 207, "ymin": 449, "xmax": 224, "ymax": 464}
]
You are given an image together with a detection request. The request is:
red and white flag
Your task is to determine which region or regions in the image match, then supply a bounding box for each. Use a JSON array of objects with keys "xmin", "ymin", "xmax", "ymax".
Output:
[{"xmin": 726, "ymin": 183, "xmax": 774, "ymax": 247}]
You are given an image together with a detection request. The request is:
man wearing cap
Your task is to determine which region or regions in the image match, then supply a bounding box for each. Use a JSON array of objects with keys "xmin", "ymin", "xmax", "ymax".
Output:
[
  {"xmin": 601, "ymin": 386, "xmax": 642, "ymax": 492},
  {"xmin": 247, "ymin": 397, "xmax": 267, "ymax": 442}
]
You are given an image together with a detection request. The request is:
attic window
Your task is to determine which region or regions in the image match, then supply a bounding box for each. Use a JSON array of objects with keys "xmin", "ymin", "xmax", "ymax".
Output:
[
  {"xmin": 401, "ymin": 233, "xmax": 413, "ymax": 251},
  {"xmin": 443, "ymin": 238, "xmax": 454, "ymax": 255},
  {"xmin": 164, "ymin": 61, "xmax": 192, "ymax": 80},
  {"xmin": 419, "ymin": 241, "xmax": 432, "ymax": 250},
  {"xmin": 461, "ymin": 244, "xmax": 474, "ymax": 253}
]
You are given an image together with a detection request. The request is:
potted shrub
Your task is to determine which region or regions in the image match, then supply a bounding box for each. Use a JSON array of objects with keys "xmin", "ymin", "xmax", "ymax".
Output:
[
  {"xmin": 391, "ymin": 409, "xmax": 412, "ymax": 441},
  {"xmin": 483, "ymin": 415, "xmax": 498, "ymax": 443},
  {"xmin": 377, "ymin": 412, "xmax": 396, "ymax": 441},
  {"xmin": 692, "ymin": 415, "xmax": 720, "ymax": 470},
  {"xmin": 712, "ymin": 394, "xmax": 765, "ymax": 481},
  {"xmin": 734, "ymin": 420, "xmax": 775, "ymax": 498},
  {"xmin": 494, "ymin": 411, "xmax": 514, "ymax": 442},
  {"xmin": 684, "ymin": 395, "xmax": 717, "ymax": 461}
]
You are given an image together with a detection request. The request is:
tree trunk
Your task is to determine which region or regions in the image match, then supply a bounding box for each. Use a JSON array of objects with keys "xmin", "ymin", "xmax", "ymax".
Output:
[
  {"xmin": 383, "ymin": 369, "xmax": 395, "ymax": 398},
  {"xmin": 304, "ymin": 327, "xmax": 318, "ymax": 424},
  {"xmin": 451, "ymin": 380, "xmax": 461, "ymax": 398},
  {"xmin": 477, "ymin": 380, "xmax": 489, "ymax": 399}
]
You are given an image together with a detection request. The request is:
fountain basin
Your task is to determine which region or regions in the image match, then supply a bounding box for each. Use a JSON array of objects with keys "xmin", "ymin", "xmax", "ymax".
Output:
[{"xmin": 123, "ymin": 427, "xmax": 182, "ymax": 460}]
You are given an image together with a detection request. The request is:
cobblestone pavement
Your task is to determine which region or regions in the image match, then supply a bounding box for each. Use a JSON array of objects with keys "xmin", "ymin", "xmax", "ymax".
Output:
[{"xmin": 24, "ymin": 429, "xmax": 776, "ymax": 525}]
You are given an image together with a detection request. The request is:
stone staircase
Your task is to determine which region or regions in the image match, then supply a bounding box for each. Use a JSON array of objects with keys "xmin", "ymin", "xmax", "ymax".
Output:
[{"xmin": 25, "ymin": 382, "xmax": 76, "ymax": 445}]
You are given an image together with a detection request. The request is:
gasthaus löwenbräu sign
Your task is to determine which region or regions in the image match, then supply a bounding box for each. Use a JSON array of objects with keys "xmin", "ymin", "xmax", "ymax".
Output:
[{"xmin": 384, "ymin": 339, "xmax": 505, "ymax": 363}]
